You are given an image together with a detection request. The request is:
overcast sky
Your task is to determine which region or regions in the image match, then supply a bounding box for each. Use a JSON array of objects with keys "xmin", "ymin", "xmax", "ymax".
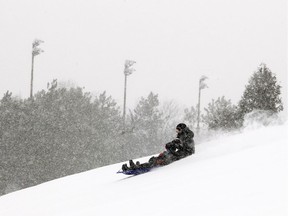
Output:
[{"xmin": 0, "ymin": 0, "xmax": 287, "ymax": 112}]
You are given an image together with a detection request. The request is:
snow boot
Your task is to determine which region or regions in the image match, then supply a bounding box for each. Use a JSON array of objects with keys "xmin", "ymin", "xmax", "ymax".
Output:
[
  {"xmin": 122, "ymin": 164, "xmax": 129, "ymax": 171},
  {"xmin": 129, "ymin": 160, "xmax": 137, "ymax": 169}
]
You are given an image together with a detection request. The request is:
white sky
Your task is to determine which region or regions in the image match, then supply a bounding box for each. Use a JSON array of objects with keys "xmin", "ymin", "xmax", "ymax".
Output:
[{"xmin": 0, "ymin": 0, "xmax": 287, "ymax": 112}]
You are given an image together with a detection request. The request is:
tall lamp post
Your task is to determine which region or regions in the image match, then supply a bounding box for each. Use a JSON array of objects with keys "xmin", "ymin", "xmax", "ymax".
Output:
[
  {"xmin": 123, "ymin": 60, "xmax": 136, "ymax": 132},
  {"xmin": 197, "ymin": 75, "xmax": 208, "ymax": 131},
  {"xmin": 30, "ymin": 39, "xmax": 44, "ymax": 99}
]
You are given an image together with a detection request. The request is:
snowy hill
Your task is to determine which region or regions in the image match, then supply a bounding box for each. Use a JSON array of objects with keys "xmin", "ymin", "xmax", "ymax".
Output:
[{"xmin": 0, "ymin": 123, "xmax": 287, "ymax": 216}]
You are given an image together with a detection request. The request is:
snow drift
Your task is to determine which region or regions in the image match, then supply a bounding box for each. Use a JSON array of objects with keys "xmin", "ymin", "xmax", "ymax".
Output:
[{"xmin": 0, "ymin": 123, "xmax": 287, "ymax": 216}]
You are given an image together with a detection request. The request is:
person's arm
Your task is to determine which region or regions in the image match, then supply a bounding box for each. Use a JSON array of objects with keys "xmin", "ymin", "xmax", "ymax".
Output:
[{"xmin": 182, "ymin": 130, "xmax": 194, "ymax": 148}]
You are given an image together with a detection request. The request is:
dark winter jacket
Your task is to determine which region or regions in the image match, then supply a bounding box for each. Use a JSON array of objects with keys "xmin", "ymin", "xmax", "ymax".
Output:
[{"xmin": 176, "ymin": 127, "xmax": 195, "ymax": 154}]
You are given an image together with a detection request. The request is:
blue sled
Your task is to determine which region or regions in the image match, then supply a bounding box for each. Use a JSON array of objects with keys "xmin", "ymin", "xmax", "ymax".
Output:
[{"xmin": 117, "ymin": 167, "xmax": 152, "ymax": 175}]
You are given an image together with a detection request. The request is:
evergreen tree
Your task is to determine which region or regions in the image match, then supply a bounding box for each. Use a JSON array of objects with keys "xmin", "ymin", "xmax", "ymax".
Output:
[
  {"xmin": 0, "ymin": 91, "xmax": 28, "ymax": 194},
  {"xmin": 130, "ymin": 92, "xmax": 164, "ymax": 156},
  {"xmin": 90, "ymin": 91, "xmax": 122, "ymax": 165},
  {"xmin": 202, "ymin": 96, "xmax": 239, "ymax": 130},
  {"xmin": 0, "ymin": 80, "xmax": 124, "ymax": 196},
  {"xmin": 239, "ymin": 63, "xmax": 283, "ymax": 119}
]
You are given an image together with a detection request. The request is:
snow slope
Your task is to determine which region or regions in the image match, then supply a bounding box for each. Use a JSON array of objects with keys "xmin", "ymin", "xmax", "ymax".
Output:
[{"xmin": 0, "ymin": 123, "xmax": 287, "ymax": 216}]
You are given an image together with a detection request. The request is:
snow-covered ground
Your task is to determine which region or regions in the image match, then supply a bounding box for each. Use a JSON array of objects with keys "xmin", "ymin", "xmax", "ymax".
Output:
[{"xmin": 0, "ymin": 123, "xmax": 287, "ymax": 216}]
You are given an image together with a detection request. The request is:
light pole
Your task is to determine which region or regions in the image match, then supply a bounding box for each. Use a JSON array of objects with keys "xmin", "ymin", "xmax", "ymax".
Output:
[
  {"xmin": 30, "ymin": 39, "xmax": 44, "ymax": 99},
  {"xmin": 123, "ymin": 60, "xmax": 136, "ymax": 132},
  {"xmin": 197, "ymin": 75, "xmax": 208, "ymax": 131}
]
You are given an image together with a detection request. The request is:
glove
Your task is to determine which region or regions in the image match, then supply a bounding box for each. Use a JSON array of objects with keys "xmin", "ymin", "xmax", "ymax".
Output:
[{"xmin": 172, "ymin": 138, "xmax": 182, "ymax": 149}]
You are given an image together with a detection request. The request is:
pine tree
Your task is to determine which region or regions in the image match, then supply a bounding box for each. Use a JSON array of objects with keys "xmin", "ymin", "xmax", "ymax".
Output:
[
  {"xmin": 202, "ymin": 96, "xmax": 239, "ymax": 130},
  {"xmin": 239, "ymin": 63, "xmax": 283, "ymax": 118},
  {"xmin": 130, "ymin": 92, "xmax": 164, "ymax": 155}
]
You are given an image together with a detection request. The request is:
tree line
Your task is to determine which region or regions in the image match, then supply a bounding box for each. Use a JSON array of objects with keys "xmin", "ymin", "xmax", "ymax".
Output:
[
  {"xmin": 184, "ymin": 63, "xmax": 283, "ymax": 130},
  {"xmin": 0, "ymin": 63, "xmax": 283, "ymax": 195}
]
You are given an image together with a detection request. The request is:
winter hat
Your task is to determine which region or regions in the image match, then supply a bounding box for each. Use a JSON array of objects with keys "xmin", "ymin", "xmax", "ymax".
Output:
[{"xmin": 176, "ymin": 123, "xmax": 186, "ymax": 130}]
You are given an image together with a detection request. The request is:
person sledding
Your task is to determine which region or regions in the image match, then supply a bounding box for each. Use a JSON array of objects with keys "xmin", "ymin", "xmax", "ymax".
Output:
[
  {"xmin": 170, "ymin": 123, "xmax": 195, "ymax": 157},
  {"xmin": 121, "ymin": 123, "xmax": 195, "ymax": 172}
]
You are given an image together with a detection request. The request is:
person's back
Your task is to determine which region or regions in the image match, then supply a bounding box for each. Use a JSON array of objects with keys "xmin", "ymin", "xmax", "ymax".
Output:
[{"xmin": 176, "ymin": 123, "xmax": 195, "ymax": 155}]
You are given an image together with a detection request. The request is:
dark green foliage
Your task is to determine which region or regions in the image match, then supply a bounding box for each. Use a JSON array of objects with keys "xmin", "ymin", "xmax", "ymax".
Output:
[
  {"xmin": 201, "ymin": 64, "xmax": 284, "ymax": 131},
  {"xmin": 127, "ymin": 92, "xmax": 164, "ymax": 156},
  {"xmin": 202, "ymin": 96, "xmax": 240, "ymax": 130},
  {"xmin": 0, "ymin": 80, "xmax": 123, "ymax": 195},
  {"xmin": 239, "ymin": 63, "xmax": 283, "ymax": 119},
  {"xmin": 0, "ymin": 84, "xmax": 171, "ymax": 196}
]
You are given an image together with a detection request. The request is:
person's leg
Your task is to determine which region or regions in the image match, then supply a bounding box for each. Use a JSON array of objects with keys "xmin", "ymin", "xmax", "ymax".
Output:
[{"xmin": 129, "ymin": 160, "xmax": 137, "ymax": 169}]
